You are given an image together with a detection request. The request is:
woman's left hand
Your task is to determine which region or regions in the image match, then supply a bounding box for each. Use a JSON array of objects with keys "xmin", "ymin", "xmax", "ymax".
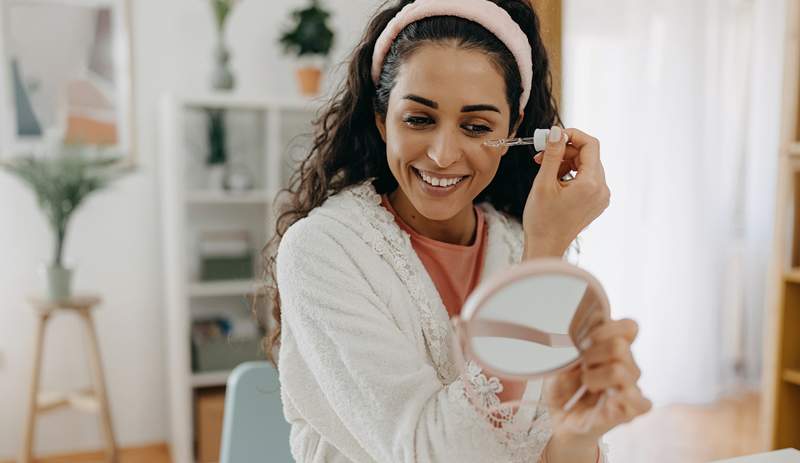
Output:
[{"xmin": 543, "ymin": 318, "xmax": 652, "ymax": 443}]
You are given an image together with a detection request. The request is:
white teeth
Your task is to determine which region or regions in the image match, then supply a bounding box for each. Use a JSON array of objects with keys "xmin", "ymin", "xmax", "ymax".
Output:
[{"xmin": 418, "ymin": 170, "xmax": 464, "ymax": 187}]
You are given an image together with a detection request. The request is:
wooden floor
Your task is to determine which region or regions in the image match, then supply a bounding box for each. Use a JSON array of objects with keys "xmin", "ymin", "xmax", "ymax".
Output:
[
  {"xmin": 0, "ymin": 443, "xmax": 171, "ymax": 463},
  {"xmin": 1, "ymin": 393, "xmax": 763, "ymax": 463},
  {"xmin": 606, "ymin": 391, "xmax": 762, "ymax": 463}
]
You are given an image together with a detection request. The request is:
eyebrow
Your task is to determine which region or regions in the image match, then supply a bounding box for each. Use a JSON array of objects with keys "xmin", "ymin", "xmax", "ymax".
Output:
[{"xmin": 402, "ymin": 94, "xmax": 501, "ymax": 114}]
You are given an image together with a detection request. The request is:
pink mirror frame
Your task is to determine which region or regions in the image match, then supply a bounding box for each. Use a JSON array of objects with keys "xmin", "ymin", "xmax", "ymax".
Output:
[{"xmin": 451, "ymin": 257, "xmax": 612, "ymax": 382}]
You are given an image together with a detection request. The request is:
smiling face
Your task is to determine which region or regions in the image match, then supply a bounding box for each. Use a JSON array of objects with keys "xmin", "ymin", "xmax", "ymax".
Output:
[{"xmin": 375, "ymin": 43, "xmax": 519, "ymax": 236}]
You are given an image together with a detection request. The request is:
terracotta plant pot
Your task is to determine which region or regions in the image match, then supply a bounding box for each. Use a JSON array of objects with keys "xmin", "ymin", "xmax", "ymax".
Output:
[{"xmin": 296, "ymin": 66, "xmax": 322, "ymax": 96}]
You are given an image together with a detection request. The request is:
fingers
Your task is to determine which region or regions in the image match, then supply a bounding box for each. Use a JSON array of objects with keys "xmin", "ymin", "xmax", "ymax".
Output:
[
  {"xmin": 549, "ymin": 362, "xmax": 583, "ymax": 399},
  {"xmin": 563, "ymin": 128, "xmax": 599, "ymax": 164},
  {"xmin": 534, "ymin": 128, "xmax": 605, "ymax": 185},
  {"xmin": 534, "ymin": 145, "xmax": 580, "ymax": 167},
  {"xmin": 535, "ymin": 126, "xmax": 568, "ymax": 183},
  {"xmin": 582, "ymin": 361, "xmax": 637, "ymax": 393},
  {"xmin": 583, "ymin": 344, "xmax": 642, "ymax": 392},
  {"xmin": 586, "ymin": 319, "xmax": 639, "ymax": 347},
  {"xmin": 580, "ymin": 319, "xmax": 642, "ymax": 394},
  {"xmin": 582, "ymin": 338, "xmax": 640, "ymax": 377},
  {"xmin": 546, "ymin": 363, "xmax": 604, "ymax": 412},
  {"xmin": 563, "ymin": 128, "xmax": 605, "ymax": 184},
  {"xmin": 604, "ymin": 386, "xmax": 653, "ymax": 424},
  {"xmin": 534, "ymin": 146, "xmax": 581, "ymax": 179}
]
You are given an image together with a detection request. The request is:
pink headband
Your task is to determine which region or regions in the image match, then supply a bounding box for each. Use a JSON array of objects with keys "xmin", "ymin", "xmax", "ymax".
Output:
[{"xmin": 371, "ymin": 0, "xmax": 533, "ymax": 109}]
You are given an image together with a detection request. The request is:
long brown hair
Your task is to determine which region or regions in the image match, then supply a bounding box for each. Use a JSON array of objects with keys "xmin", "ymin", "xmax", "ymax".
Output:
[{"xmin": 258, "ymin": 0, "xmax": 562, "ymax": 366}]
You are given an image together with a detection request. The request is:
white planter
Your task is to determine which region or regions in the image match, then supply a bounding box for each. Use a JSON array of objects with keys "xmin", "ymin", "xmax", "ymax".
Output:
[
  {"xmin": 207, "ymin": 164, "xmax": 226, "ymax": 190},
  {"xmin": 46, "ymin": 265, "xmax": 72, "ymax": 301}
]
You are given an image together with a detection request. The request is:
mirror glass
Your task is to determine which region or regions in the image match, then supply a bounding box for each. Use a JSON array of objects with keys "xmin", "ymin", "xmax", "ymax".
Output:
[{"xmin": 468, "ymin": 272, "xmax": 604, "ymax": 376}]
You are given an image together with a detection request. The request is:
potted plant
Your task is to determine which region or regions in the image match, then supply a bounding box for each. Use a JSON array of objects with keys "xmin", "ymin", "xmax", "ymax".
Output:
[
  {"xmin": 209, "ymin": 0, "xmax": 240, "ymax": 90},
  {"xmin": 279, "ymin": 0, "xmax": 335, "ymax": 96},
  {"xmin": 205, "ymin": 108, "xmax": 227, "ymax": 189},
  {"xmin": 2, "ymin": 146, "xmax": 132, "ymax": 300}
]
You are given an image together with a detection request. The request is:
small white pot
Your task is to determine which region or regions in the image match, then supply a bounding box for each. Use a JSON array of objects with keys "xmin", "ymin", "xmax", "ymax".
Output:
[
  {"xmin": 46, "ymin": 265, "xmax": 73, "ymax": 301},
  {"xmin": 207, "ymin": 164, "xmax": 226, "ymax": 190}
]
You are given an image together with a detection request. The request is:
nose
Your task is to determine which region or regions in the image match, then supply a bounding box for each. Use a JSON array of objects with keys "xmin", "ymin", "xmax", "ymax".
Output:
[{"xmin": 426, "ymin": 127, "xmax": 463, "ymax": 168}]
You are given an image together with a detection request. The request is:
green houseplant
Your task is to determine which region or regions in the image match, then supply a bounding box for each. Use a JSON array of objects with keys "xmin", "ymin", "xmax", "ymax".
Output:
[
  {"xmin": 3, "ymin": 147, "xmax": 132, "ymax": 300},
  {"xmin": 279, "ymin": 0, "xmax": 335, "ymax": 96},
  {"xmin": 204, "ymin": 108, "xmax": 227, "ymax": 189}
]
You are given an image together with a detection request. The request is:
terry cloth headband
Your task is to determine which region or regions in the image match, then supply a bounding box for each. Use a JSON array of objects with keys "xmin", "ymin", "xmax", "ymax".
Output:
[{"xmin": 371, "ymin": 0, "xmax": 533, "ymax": 109}]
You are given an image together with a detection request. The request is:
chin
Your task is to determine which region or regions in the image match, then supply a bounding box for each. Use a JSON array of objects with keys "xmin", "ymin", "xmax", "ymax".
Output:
[{"xmin": 408, "ymin": 189, "xmax": 469, "ymax": 222}]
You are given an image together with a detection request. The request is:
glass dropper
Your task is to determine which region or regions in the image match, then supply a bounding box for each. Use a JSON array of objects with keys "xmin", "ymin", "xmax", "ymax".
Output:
[{"xmin": 483, "ymin": 128, "xmax": 567, "ymax": 151}]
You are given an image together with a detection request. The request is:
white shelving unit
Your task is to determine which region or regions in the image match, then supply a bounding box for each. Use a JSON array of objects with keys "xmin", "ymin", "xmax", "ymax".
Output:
[{"xmin": 158, "ymin": 92, "xmax": 318, "ymax": 463}]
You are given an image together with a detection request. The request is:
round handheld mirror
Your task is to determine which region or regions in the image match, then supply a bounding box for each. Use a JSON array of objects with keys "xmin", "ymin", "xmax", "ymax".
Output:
[{"xmin": 451, "ymin": 257, "xmax": 611, "ymax": 429}]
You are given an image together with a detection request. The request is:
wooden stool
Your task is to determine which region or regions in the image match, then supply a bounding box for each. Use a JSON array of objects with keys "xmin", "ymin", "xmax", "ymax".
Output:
[{"xmin": 20, "ymin": 295, "xmax": 118, "ymax": 463}]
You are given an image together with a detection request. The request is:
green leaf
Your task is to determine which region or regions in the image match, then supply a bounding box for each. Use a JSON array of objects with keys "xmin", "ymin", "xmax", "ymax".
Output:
[
  {"xmin": 2, "ymin": 145, "xmax": 134, "ymax": 266},
  {"xmin": 279, "ymin": 0, "xmax": 335, "ymax": 57}
]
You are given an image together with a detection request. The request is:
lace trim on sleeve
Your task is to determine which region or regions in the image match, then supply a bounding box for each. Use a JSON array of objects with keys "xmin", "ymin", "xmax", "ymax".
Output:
[
  {"xmin": 447, "ymin": 361, "xmax": 552, "ymax": 463},
  {"xmin": 599, "ymin": 440, "xmax": 610, "ymax": 462}
]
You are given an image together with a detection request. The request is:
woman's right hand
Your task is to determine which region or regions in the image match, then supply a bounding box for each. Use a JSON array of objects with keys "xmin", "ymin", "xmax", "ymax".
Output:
[{"xmin": 522, "ymin": 127, "xmax": 611, "ymax": 259}]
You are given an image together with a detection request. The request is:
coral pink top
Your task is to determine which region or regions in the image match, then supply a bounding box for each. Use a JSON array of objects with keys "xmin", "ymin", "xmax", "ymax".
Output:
[{"xmin": 380, "ymin": 194, "xmax": 487, "ymax": 318}]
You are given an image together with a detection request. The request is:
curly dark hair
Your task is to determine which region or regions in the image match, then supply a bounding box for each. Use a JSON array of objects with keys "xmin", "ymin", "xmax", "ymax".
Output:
[{"xmin": 258, "ymin": 0, "xmax": 562, "ymax": 366}]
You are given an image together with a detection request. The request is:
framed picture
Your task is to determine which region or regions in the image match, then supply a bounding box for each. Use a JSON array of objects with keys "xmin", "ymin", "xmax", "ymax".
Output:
[{"xmin": 0, "ymin": 0, "xmax": 135, "ymax": 163}]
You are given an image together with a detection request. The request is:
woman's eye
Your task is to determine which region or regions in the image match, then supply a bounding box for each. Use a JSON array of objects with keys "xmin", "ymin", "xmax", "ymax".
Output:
[
  {"xmin": 402, "ymin": 115, "xmax": 433, "ymax": 127},
  {"xmin": 464, "ymin": 124, "xmax": 492, "ymax": 135}
]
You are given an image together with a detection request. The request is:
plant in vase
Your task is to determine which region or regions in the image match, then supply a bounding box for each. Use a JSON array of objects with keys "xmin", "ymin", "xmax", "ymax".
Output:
[
  {"xmin": 210, "ymin": 0, "xmax": 240, "ymax": 90},
  {"xmin": 279, "ymin": 0, "xmax": 335, "ymax": 97},
  {"xmin": 205, "ymin": 108, "xmax": 228, "ymax": 190},
  {"xmin": 2, "ymin": 146, "xmax": 132, "ymax": 301}
]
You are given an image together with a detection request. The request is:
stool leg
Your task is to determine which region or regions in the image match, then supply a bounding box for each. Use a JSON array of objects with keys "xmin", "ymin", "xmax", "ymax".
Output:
[
  {"xmin": 80, "ymin": 308, "xmax": 118, "ymax": 463},
  {"xmin": 20, "ymin": 312, "xmax": 49, "ymax": 463}
]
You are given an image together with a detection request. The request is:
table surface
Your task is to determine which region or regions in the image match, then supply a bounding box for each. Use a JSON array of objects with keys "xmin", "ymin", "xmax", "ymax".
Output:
[
  {"xmin": 710, "ymin": 449, "xmax": 800, "ymax": 463},
  {"xmin": 29, "ymin": 294, "xmax": 101, "ymax": 311}
]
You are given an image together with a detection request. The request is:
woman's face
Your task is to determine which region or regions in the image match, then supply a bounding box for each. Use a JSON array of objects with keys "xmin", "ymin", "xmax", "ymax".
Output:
[{"xmin": 375, "ymin": 43, "xmax": 518, "ymax": 222}]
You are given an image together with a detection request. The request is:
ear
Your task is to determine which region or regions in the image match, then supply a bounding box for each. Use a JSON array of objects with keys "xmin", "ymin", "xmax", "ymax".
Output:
[{"xmin": 374, "ymin": 112, "xmax": 387, "ymax": 142}]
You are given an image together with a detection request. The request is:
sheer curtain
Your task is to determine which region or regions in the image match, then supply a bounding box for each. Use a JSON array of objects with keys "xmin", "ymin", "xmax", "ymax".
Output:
[{"xmin": 562, "ymin": 0, "xmax": 785, "ymax": 404}]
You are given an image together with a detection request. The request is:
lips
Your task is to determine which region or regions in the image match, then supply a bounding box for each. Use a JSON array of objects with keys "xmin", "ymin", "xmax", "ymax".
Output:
[
  {"xmin": 412, "ymin": 167, "xmax": 469, "ymax": 187},
  {"xmin": 410, "ymin": 166, "xmax": 470, "ymax": 197}
]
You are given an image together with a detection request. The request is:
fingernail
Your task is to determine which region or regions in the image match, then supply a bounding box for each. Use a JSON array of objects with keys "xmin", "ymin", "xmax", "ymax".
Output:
[
  {"xmin": 549, "ymin": 126, "xmax": 562, "ymax": 143},
  {"xmin": 579, "ymin": 338, "xmax": 593, "ymax": 350}
]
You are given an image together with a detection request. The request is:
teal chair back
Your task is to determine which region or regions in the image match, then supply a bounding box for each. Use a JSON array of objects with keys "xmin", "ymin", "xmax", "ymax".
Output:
[{"xmin": 219, "ymin": 361, "xmax": 294, "ymax": 463}]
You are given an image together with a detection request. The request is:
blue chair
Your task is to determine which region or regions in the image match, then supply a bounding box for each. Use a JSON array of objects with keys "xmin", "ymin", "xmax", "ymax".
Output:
[{"xmin": 219, "ymin": 361, "xmax": 294, "ymax": 463}]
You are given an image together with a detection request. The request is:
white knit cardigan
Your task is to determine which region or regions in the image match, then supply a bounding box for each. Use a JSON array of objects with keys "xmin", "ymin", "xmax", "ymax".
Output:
[{"xmin": 276, "ymin": 181, "xmax": 608, "ymax": 462}]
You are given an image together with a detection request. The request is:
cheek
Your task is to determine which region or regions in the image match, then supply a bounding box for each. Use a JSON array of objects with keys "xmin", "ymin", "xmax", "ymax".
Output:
[
  {"xmin": 385, "ymin": 127, "xmax": 428, "ymax": 164},
  {"xmin": 468, "ymin": 145, "xmax": 502, "ymax": 176}
]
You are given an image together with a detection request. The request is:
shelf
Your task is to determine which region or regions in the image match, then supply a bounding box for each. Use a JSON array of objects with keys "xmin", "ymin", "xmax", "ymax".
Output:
[
  {"xmin": 175, "ymin": 92, "xmax": 321, "ymax": 112},
  {"xmin": 784, "ymin": 369, "xmax": 800, "ymax": 386},
  {"xmin": 188, "ymin": 279, "xmax": 259, "ymax": 297},
  {"xmin": 185, "ymin": 189, "xmax": 277, "ymax": 205},
  {"xmin": 191, "ymin": 370, "xmax": 231, "ymax": 388},
  {"xmin": 160, "ymin": 92, "xmax": 315, "ymax": 463}
]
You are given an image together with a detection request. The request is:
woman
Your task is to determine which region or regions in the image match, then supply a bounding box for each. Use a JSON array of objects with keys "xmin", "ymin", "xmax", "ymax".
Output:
[{"xmin": 262, "ymin": 0, "xmax": 651, "ymax": 461}]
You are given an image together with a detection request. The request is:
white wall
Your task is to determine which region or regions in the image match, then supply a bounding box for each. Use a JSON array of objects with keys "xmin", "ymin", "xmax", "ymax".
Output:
[{"xmin": 0, "ymin": 0, "xmax": 377, "ymax": 457}]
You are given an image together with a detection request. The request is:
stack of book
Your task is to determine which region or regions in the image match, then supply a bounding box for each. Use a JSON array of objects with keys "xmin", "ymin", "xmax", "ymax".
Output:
[{"xmin": 198, "ymin": 229, "xmax": 254, "ymax": 281}]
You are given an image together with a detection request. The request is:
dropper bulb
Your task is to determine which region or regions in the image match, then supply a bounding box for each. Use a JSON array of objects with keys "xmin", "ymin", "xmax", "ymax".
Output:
[{"xmin": 533, "ymin": 128, "xmax": 550, "ymax": 152}]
